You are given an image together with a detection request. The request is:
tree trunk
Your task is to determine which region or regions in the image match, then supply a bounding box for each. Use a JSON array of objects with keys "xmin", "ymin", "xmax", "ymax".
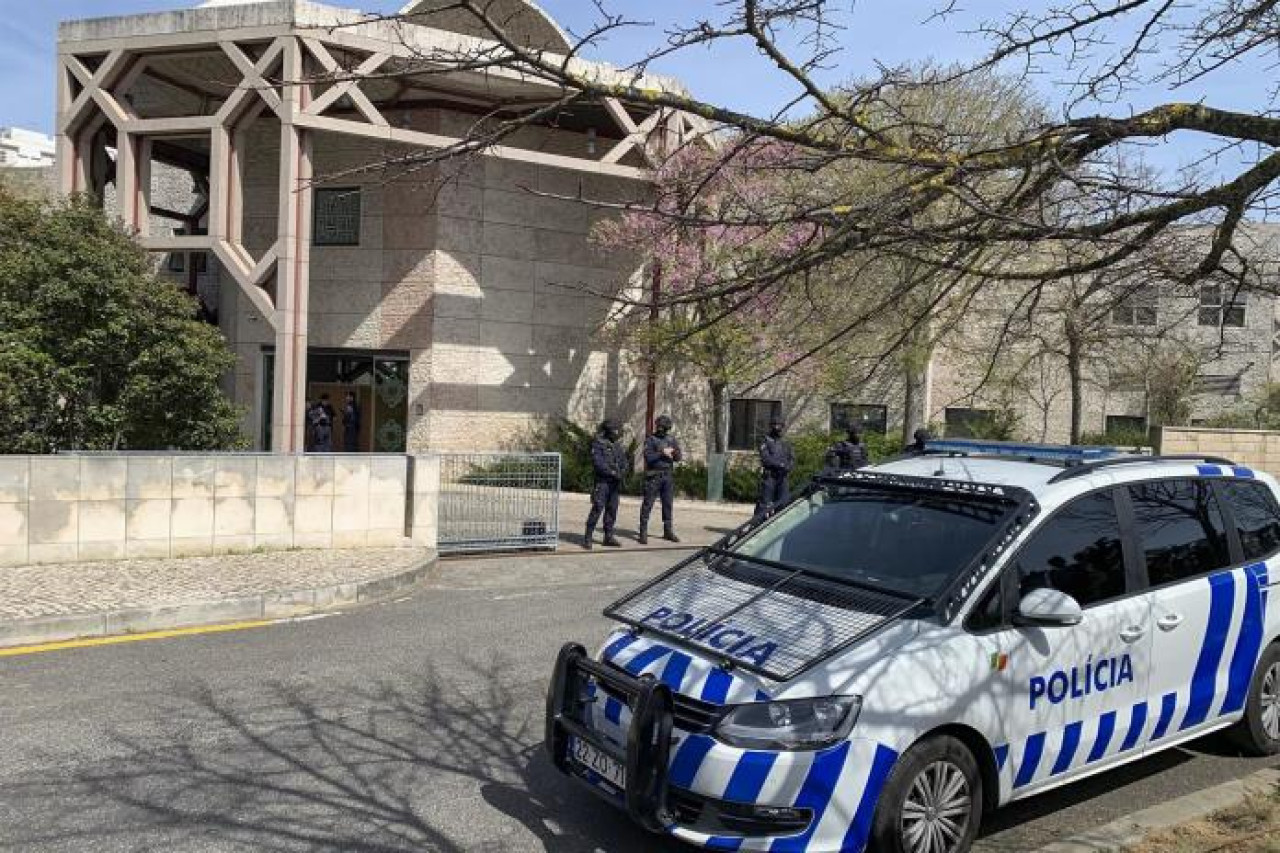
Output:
[
  {"xmin": 902, "ymin": 366, "xmax": 926, "ymax": 444},
  {"xmin": 710, "ymin": 381, "xmax": 727, "ymax": 454},
  {"xmin": 1066, "ymin": 328, "xmax": 1084, "ymax": 444}
]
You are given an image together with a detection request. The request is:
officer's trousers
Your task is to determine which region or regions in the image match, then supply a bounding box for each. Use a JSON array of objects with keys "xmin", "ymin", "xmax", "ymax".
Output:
[
  {"xmin": 586, "ymin": 478, "xmax": 621, "ymax": 535},
  {"xmin": 754, "ymin": 471, "xmax": 790, "ymax": 519},
  {"xmin": 640, "ymin": 471, "xmax": 675, "ymax": 530}
]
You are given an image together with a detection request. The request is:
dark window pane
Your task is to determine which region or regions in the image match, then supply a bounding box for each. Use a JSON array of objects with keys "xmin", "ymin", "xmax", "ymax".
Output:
[
  {"xmin": 1198, "ymin": 307, "xmax": 1221, "ymax": 326},
  {"xmin": 1200, "ymin": 285, "xmax": 1221, "ymax": 307},
  {"xmin": 1129, "ymin": 479, "xmax": 1231, "ymax": 585},
  {"xmin": 944, "ymin": 408, "xmax": 994, "ymax": 438},
  {"xmin": 1111, "ymin": 306, "xmax": 1134, "ymax": 326},
  {"xmin": 313, "ymin": 188, "xmax": 362, "ymax": 246},
  {"xmin": 831, "ymin": 403, "xmax": 887, "ymax": 434},
  {"xmin": 1016, "ymin": 491, "xmax": 1127, "ymax": 606},
  {"xmin": 1223, "ymin": 306, "xmax": 1246, "ymax": 327},
  {"xmin": 728, "ymin": 399, "xmax": 781, "ymax": 451},
  {"xmin": 1135, "ymin": 306, "xmax": 1158, "ymax": 326},
  {"xmin": 1220, "ymin": 480, "xmax": 1280, "ymax": 561},
  {"xmin": 967, "ymin": 582, "xmax": 1004, "ymax": 631}
]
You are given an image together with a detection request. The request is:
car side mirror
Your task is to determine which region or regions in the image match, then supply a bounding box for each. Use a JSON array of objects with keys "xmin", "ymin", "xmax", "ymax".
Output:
[{"xmin": 1014, "ymin": 588, "xmax": 1083, "ymax": 628}]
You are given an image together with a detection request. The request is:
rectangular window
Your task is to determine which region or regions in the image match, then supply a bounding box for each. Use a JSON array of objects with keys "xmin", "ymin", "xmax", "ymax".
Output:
[
  {"xmin": 313, "ymin": 187, "xmax": 362, "ymax": 246},
  {"xmin": 729, "ymin": 398, "xmax": 781, "ymax": 451},
  {"xmin": 1110, "ymin": 289, "xmax": 1158, "ymax": 327},
  {"xmin": 830, "ymin": 403, "xmax": 888, "ymax": 434},
  {"xmin": 1197, "ymin": 284, "xmax": 1245, "ymax": 328},
  {"xmin": 1104, "ymin": 415, "xmax": 1147, "ymax": 435},
  {"xmin": 1194, "ymin": 374, "xmax": 1243, "ymax": 395},
  {"xmin": 1016, "ymin": 490, "xmax": 1127, "ymax": 607},
  {"xmin": 944, "ymin": 407, "xmax": 994, "ymax": 438},
  {"xmin": 1129, "ymin": 479, "xmax": 1231, "ymax": 585},
  {"xmin": 1219, "ymin": 480, "xmax": 1280, "ymax": 561}
]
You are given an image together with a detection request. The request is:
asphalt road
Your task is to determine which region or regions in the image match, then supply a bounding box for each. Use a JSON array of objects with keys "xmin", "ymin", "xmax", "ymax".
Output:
[{"xmin": 1, "ymin": 549, "xmax": 1276, "ymax": 853}]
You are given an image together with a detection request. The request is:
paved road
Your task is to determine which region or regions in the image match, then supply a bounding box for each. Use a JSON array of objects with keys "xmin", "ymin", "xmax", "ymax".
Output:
[{"xmin": 1, "ymin": 549, "xmax": 1275, "ymax": 852}]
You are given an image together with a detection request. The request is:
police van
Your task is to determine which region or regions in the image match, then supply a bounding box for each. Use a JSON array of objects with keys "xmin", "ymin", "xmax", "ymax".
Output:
[{"xmin": 545, "ymin": 440, "xmax": 1280, "ymax": 853}]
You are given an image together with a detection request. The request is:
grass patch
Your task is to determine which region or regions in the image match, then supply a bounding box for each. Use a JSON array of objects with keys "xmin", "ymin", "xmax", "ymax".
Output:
[{"xmin": 1127, "ymin": 785, "xmax": 1280, "ymax": 853}]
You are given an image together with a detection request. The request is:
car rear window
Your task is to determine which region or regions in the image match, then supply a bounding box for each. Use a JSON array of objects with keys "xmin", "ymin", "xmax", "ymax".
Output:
[
  {"xmin": 1128, "ymin": 479, "xmax": 1231, "ymax": 585},
  {"xmin": 1218, "ymin": 479, "xmax": 1280, "ymax": 562}
]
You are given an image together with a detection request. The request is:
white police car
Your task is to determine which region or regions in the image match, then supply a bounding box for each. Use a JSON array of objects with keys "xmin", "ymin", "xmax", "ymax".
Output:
[{"xmin": 546, "ymin": 440, "xmax": 1280, "ymax": 853}]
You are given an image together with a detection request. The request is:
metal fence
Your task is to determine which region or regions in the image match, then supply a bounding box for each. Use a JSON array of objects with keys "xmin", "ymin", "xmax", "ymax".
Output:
[{"xmin": 436, "ymin": 452, "xmax": 561, "ymax": 555}]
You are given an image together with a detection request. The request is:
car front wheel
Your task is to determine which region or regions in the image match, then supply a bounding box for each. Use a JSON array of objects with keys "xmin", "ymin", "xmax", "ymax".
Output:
[{"xmin": 871, "ymin": 735, "xmax": 983, "ymax": 853}]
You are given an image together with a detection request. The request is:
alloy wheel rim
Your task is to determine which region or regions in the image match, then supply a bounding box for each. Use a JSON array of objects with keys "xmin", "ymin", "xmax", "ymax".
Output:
[
  {"xmin": 1262, "ymin": 662, "xmax": 1280, "ymax": 741},
  {"xmin": 900, "ymin": 759, "xmax": 972, "ymax": 853}
]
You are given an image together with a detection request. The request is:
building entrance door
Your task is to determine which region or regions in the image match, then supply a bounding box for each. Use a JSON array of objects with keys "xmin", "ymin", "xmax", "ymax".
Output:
[{"xmin": 261, "ymin": 348, "xmax": 410, "ymax": 452}]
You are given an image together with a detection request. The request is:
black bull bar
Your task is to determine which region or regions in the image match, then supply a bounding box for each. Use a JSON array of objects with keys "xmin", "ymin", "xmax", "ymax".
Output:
[{"xmin": 545, "ymin": 642, "xmax": 675, "ymax": 832}]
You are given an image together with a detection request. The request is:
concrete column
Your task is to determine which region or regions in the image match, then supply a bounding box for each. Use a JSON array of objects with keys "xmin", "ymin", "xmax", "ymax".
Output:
[
  {"xmin": 55, "ymin": 59, "xmax": 77, "ymax": 196},
  {"xmin": 270, "ymin": 38, "xmax": 313, "ymax": 453},
  {"xmin": 408, "ymin": 455, "xmax": 440, "ymax": 549}
]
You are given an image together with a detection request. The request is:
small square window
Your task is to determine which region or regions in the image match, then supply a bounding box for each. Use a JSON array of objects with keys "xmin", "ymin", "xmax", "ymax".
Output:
[
  {"xmin": 1135, "ymin": 306, "xmax": 1157, "ymax": 326},
  {"xmin": 313, "ymin": 188, "xmax": 362, "ymax": 247},
  {"xmin": 1198, "ymin": 307, "xmax": 1221, "ymax": 327},
  {"xmin": 1199, "ymin": 285, "xmax": 1221, "ymax": 307},
  {"xmin": 1223, "ymin": 306, "xmax": 1246, "ymax": 327}
]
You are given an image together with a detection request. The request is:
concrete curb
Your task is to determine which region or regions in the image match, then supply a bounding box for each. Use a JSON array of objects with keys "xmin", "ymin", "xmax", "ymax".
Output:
[
  {"xmin": 1037, "ymin": 766, "xmax": 1280, "ymax": 852},
  {"xmin": 0, "ymin": 551, "xmax": 439, "ymax": 649}
]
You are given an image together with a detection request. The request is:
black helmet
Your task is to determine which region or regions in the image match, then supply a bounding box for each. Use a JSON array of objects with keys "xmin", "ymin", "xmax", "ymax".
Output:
[
  {"xmin": 913, "ymin": 427, "xmax": 931, "ymax": 444},
  {"xmin": 601, "ymin": 418, "xmax": 622, "ymax": 439},
  {"xmin": 655, "ymin": 414, "xmax": 673, "ymax": 433}
]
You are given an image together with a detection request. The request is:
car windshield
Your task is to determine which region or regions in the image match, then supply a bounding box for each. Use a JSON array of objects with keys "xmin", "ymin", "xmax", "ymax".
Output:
[{"xmin": 730, "ymin": 484, "xmax": 1015, "ymax": 598}]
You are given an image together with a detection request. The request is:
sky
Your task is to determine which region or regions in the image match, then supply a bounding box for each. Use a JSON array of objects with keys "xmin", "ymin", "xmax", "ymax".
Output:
[{"xmin": 5, "ymin": 0, "xmax": 1276, "ymax": 181}]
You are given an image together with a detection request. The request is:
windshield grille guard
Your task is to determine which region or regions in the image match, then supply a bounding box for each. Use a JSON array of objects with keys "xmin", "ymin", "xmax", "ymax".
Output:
[{"xmin": 604, "ymin": 473, "xmax": 1039, "ymax": 682}]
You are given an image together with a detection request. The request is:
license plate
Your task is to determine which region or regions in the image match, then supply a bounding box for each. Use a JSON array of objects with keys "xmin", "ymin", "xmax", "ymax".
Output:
[{"xmin": 568, "ymin": 735, "xmax": 626, "ymax": 790}]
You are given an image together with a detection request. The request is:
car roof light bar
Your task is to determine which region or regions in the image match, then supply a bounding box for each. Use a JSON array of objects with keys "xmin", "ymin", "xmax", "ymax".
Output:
[{"xmin": 923, "ymin": 438, "xmax": 1129, "ymax": 465}]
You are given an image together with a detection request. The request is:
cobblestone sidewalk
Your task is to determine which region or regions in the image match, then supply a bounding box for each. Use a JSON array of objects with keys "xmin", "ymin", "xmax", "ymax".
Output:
[{"xmin": 0, "ymin": 547, "xmax": 433, "ymax": 621}]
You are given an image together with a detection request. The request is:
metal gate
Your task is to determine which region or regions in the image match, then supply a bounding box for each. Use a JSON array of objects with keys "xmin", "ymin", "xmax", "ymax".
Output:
[{"xmin": 436, "ymin": 453, "xmax": 561, "ymax": 554}]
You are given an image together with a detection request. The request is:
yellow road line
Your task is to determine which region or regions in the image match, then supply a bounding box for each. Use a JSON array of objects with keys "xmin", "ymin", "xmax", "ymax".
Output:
[{"xmin": 0, "ymin": 620, "xmax": 278, "ymax": 658}]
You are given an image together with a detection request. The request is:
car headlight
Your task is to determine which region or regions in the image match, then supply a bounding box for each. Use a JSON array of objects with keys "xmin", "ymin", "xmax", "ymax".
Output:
[{"xmin": 713, "ymin": 696, "xmax": 862, "ymax": 751}]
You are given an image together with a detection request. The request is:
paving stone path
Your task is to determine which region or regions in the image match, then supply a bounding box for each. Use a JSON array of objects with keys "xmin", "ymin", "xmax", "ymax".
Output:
[{"xmin": 0, "ymin": 548, "xmax": 433, "ymax": 621}]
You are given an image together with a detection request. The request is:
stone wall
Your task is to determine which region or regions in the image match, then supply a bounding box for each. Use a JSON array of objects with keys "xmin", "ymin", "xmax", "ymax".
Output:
[
  {"xmin": 1157, "ymin": 426, "xmax": 1280, "ymax": 475},
  {"xmin": 0, "ymin": 454, "xmax": 429, "ymax": 567}
]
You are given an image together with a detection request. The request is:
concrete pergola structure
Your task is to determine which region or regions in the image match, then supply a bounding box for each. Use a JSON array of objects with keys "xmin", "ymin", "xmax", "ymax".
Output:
[{"xmin": 56, "ymin": 0, "xmax": 708, "ymax": 452}]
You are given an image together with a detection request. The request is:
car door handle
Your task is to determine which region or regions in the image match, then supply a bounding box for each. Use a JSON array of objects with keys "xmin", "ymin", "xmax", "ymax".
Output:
[
  {"xmin": 1119, "ymin": 625, "xmax": 1147, "ymax": 643},
  {"xmin": 1157, "ymin": 613, "xmax": 1184, "ymax": 632}
]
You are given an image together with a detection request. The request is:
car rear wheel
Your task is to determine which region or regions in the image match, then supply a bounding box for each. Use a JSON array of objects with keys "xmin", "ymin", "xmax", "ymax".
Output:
[
  {"xmin": 871, "ymin": 735, "xmax": 983, "ymax": 853},
  {"xmin": 1229, "ymin": 642, "xmax": 1280, "ymax": 756}
]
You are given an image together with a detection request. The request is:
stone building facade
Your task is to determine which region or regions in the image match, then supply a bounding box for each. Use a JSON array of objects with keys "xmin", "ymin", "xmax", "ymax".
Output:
[
  {"xmin": 55, "ymin": 0, "xmax": 1280, "ymax": 458},
  {"xmin": 57, "ymin": 0, "xmax": 699, "ymax": 454}
]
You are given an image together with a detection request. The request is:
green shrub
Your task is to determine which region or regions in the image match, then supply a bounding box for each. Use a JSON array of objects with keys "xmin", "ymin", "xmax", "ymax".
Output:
[{"xmin": 1079, "ymin": 427, "xmax": 1151, "ymax": 449}]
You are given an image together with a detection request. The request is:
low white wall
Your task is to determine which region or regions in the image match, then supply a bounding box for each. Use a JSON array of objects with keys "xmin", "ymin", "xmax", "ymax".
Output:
[{"xmin": 0, "ymin": 454, "xmax": 436, "ymax": 567}]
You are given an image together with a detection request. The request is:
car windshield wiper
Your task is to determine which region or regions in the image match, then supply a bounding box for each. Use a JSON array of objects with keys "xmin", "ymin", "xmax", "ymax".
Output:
[{"xmin": 706, "ymin": 547, "xmax": 922, "ymax": 602}]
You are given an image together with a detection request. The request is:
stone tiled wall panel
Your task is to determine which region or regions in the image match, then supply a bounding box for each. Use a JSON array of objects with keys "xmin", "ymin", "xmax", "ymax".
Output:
[{"xmin": 0, "ymin": 454, "xmax": 424, "ymax": 567}]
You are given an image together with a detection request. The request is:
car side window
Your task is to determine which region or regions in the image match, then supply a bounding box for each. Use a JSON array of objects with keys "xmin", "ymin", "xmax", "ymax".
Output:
[
  {"xmin": 1218, "ymin": 480, "xmax": 1280, "ymax": 562},
  {"xmin": 1015, "ymin": 490, "xmax": 1127, "ymax": 607},
  {"xmin": 1128, "ymin": 479, "xmax": 1231, "ymax": 585}
]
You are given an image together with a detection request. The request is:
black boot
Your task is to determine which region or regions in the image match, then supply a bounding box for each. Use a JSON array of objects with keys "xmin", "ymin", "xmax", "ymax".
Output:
[
  {"xmin": 637, "ymin": 525, "xmax": 648, "ymax": 545},
  {"xmin": 583, "ymin": 527, "xmax": 594, "ymax": 550},
  {"xmin": 602, "ymin": 533, "xmax": 622, "ymax": 547},
  {"xmin": 663, "ymin": 526, "xmax": 680, "ymax": 543}
]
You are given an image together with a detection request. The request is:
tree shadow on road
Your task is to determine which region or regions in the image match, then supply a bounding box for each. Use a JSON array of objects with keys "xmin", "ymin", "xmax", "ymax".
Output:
[{"xmin": 0, "ymin": 658, "xmax": 686, "ymax": 853}]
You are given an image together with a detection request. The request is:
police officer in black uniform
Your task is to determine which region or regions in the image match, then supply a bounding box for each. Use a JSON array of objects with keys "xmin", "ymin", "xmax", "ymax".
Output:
[
  {"xmin": 755, "ymin": 418, "xmax": 795, "ymax": 520},
  {"xmin": 639, "ymin": 414, "xmax": 682, "ymax": 544},
  {"xmin": 584, "ymin": 418, "xmax": 627, "ymax": 550},
  {"xmin": 824, "ymin": 425, "xmax": 870, "ymax": 473},
  {"xmin": 905, "ymin": 427, "xmax": 931, "ymax": 456}
]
